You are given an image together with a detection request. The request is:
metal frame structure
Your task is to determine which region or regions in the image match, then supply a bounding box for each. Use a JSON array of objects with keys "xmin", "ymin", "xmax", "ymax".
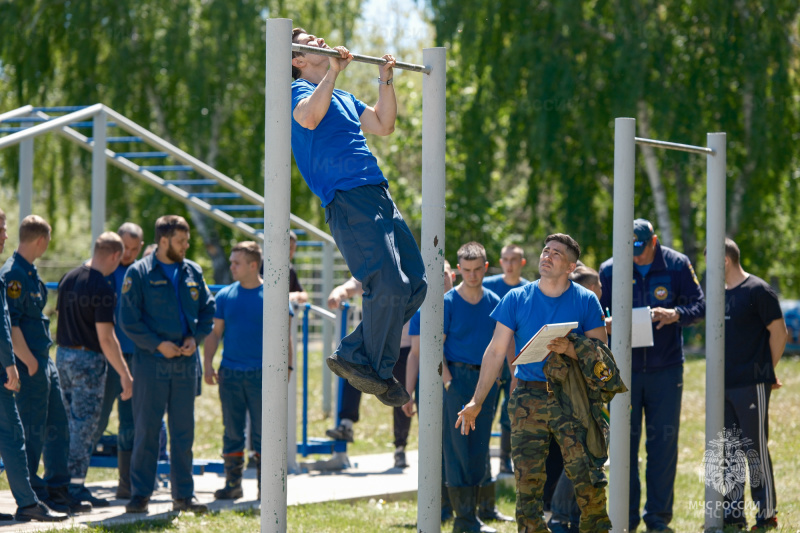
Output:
[
  {"xmin": 610, "ymin": 118, "xmax": 726, "ymax": 533},
  {"xmin": 263, "ymin": 19, "xmax": 446, "ymax": 532}
]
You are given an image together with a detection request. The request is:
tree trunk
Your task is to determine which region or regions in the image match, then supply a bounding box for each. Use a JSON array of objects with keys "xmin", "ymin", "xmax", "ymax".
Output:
[
  {"xmin": 674, "ymin": 163, "xmax": 698, "ymax": 266},
  {"xmin": 636, "ymin": 101, "xmax": 673, "ymax": 247},
  {"xmin": 728, "ymin": 79, "xmax": 755, "ymax": 238}
]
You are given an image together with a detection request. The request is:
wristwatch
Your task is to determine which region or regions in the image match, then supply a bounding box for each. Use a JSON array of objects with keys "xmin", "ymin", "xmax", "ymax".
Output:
[{"xmin": 378, "ymin": 77, "xmax": 393, "ymax": 85}]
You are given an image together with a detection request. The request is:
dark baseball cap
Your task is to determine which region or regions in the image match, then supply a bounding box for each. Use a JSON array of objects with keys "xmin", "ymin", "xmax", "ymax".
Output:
[{"xmin": 633, "ymin": 219, "xmax": 654, "ymax": 256}]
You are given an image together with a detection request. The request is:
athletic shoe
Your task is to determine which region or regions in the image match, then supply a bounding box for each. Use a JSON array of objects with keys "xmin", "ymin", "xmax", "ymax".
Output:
[
  {"xmin": 326, "ymin": 354, "xmax": 388, "ymax": 395},
  {"xmin": 325, "ymin": 423, "xmax": 354, "ymax": 443},
  {"xmin": 394, "ymin": 447, "xmax": 408, "ymax": 469},
  {"xmin": 376, "ymin": 377, "xmax": 411, "ymax": 407},
  {"xmin": 752, "ymin": 517, "xmax": 778, "ymax": 531}
]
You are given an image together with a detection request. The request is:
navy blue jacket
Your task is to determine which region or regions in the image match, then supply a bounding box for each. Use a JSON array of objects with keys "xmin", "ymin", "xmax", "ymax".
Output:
[
  {"xmin": 0, "ymin": 278, "xmax": 15, "ymax": 369},
  {"xmin": 599, "ymin": 243, "xmax": 705, "ymax": 372},
  {"xmin": 120, "ymin": 254, "xmax": 215, "ymax": 355},
  {"xmin": 0, "ymin": 252, "xmax": 52, "ymax": 357}
]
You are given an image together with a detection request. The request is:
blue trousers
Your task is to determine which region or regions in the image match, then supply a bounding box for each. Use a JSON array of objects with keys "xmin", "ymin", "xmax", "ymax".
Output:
[
  {"xmin": 16, "ymin": 355, "xmax": 70, "ymax": 498},
  {"xmin": 0, "ymin": 368, "xmax": 38, "ymax": 508},
  {"xmin": 130, "ymin": 352, "xmax": 197, "ymax": 499},
  {"xmin": 218, "ymin": 366, "xmax": 262, "ymax": 454},
  {"xmin": 94, "ymin": 353, "xmax": 135, "ymax": 451},
  {"xmin": 325, "ymin": 185, "xmax": 427, "ymax": 380},
  {"xmin": 629, "ymin": 364, "xmax": 683, "ymax": 530},
  {"xmin": 442, "ymin": 364, "xmax": 497, "ymax": 487}
]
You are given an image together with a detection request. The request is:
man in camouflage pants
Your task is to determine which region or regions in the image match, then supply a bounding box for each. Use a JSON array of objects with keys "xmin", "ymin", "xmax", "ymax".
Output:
[{"xmin": 458, "ymin": 234, "xmax": 617, "ymax": 532}]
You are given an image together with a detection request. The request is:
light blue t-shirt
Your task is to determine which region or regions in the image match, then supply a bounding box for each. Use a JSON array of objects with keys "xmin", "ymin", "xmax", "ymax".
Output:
[
  {"xmin": 443, "ymin": 288, "xmax": 501, "ymax": 366},
  {"xmin": 291, "ymin": 79, "xmax": 387, "ymax": 206},
  {"xmin": 483, "ymin": 274, "xmax": 530, "ymax": 300},
  {"xmin": 490, "ymin": 280, "xmax": 605, "ymax": 381}
]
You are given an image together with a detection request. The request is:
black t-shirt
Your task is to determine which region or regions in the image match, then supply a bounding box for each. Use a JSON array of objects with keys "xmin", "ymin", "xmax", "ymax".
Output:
[
  {"xmin": 724, "ymin": 274, "xmax": 783, "ymax": 388},
  {"xmin": 289, "ymin": 267, "xmax": 303, "ymax": 293},
  {"xmin": 56, "ymin": 265, "xmax": 116, "ymax": 353}
]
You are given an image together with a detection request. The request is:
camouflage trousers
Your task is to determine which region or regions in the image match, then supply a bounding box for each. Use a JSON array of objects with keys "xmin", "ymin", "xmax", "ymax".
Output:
[
  {"xmin": 56, "ymin": 346, "xmax": 108, "ymax": 481},
  {"xmin": 509, "ymin": 385, "xmax": 611, "ymax": 533}
]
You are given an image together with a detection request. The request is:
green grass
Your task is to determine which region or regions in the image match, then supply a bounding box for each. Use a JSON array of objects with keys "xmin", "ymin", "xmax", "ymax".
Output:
[{"xmin": 4, "ymin": 352, "xmax": 800, "ymax": 531}]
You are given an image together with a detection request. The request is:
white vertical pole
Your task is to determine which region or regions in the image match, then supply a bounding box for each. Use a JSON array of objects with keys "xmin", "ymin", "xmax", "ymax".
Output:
[
  {"xmin": 418, "ymin": 47, "xmax": 446, "ymax": 533},
  {"xmin": 19, "ymin": 136, "xmax": 33, "ymax": 221},
  {"xmin": 287, "ymin": 311, "xmax": 300, "ymax": 474},
  {"xmin": 262, "ymin": 18, "xmax": 292, "ymax": 533},
  {"xmin": 91, "ymin": 110, "xmax": 107, "ymax": 243},
  {"xmin": 322, "ymin": 241, "xmax": 334, "ymax": 416},
  {"xmin": 704, "ymin": 133, "xmax": 726, "ymax": 532},
  {"xmin": 609, "ymin": 117, "xmax": 635, "ymax": 533}
]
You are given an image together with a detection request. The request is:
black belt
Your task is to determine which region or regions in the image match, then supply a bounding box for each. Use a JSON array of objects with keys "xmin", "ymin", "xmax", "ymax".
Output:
[
  {"xmin": 448, "ymin": 360, "xmax": 481, "ymax": 372},
  {"xmin": 519, "ymin": 379, "xmax": 552, "ymax": 393}
]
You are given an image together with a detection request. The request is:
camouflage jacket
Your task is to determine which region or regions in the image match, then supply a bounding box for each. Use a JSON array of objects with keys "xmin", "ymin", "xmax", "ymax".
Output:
[{"xmin": 544, "ymin": 333, "xmax": 628, "ymax": 460}]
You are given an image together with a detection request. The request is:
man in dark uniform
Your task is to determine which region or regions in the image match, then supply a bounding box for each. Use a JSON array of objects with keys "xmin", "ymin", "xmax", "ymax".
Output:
[
  {"xmin": 0, "ymin": 215, "xmax": 90, "ymax": 515},
  {"xmin": 92, "ymin": 222, "xmax": 144, "ymax": 498},
  {"xmin": 56, "ymin": 231, "xmax": 133, "ymax": 507},
  {"xmin": 721, "ymin": 238, "xmax": 785, "ymax": 531},
  {"xmin": 599, "ymin": 219, "xmax": 705, "ymax": 533},
  {"xmin": 0, "ymin": 208, "xmax": 67, "ymax": 522},
  {"xmin": 121, "ymin": 215, "xmax": 215, "ymax": 514}
]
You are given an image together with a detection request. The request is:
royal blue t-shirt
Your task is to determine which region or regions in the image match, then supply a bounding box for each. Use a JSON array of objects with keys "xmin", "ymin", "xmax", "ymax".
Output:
[
  {"xmin": 443, "ymin": 288, "xmax": 501, "ymax": 366},
  {"xmin": 113, "ymin": 263, "xmax": 136, "ymax": 354},
  {"xmin": 291, "ymin": 79, "xmax": 387, "ymax": 206},
  {"xmin": 490, "ymin": 280, "xmax": 605, "ymax": 381},
  {"xmin": 409, "ymin": 309, "xmax": 421, "ymax": 336},
  {"xmin": 483, "ymin": 274, "xmax": 530, "ymax": 300},
  {"xmin": 215, "ymin": 282, "xmax": 264, "ymax": 370}
]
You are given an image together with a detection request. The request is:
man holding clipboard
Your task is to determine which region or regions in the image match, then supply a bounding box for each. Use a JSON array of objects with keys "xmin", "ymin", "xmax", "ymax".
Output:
[{"xmin": 457, "ymin": 234, "xmax": 611, "ymax": 532}]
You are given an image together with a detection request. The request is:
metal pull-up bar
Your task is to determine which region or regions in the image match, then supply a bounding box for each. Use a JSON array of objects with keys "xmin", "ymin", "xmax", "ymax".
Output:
[
  {"xmin": 291, "ymin": 43, "xmax": 432, "ymax": 75},
  {"xmin": 635, "ymin": 136, "xmax": 714, "ymax": 155}
]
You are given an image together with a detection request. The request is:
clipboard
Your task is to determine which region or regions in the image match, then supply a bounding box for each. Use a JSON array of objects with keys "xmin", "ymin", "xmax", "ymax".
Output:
[
  {"xmin": 631, "ymin": 306, "xmax": 654, "ymax": 348},
  {"xmin": 512, "ymin": 322, "xmax": 578, "ymax": 365}
]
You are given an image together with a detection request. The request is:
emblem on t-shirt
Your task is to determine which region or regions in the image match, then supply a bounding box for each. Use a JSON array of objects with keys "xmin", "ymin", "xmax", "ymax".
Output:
[
  {"xmin": 593, "ymin": 361, "xmax": 612, "ymax": 382},
  {"xmin": 654, "ymin": 286, "xmax": 668, "ymax": 300},
  {"xmin": 190, "ymin": 287, "xmax": 199, "ymax": 301},
  {"xmin": 7, "ymin": 280, "xmax": 22, "ymax": 300},
  {"xmin": 122, "ymin": 277, "xmax": 132, "ymax": 294}
]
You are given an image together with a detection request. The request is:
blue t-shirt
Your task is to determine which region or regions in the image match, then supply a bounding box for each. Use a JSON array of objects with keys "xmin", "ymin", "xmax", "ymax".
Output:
[
  {"xmin": 490, "ymin": 280, "xmax": 605, "ymax": 381},
  {"xmin": 157, "ymin": 259, "xmax": 189, "ymax": 337},
  {"xmin": 635, "ymin": 263, "xmax": 652, "ymax": 278},
  {"xmin": 483, "ymin": 274, "xmax": 530, "ymax": 299},
  {"xmin": 409, "ymin": 309, "xmax": 421, "ymax": 336},
  {"xmin": 290, "ymin": 79, "xmax": 387, "ymax": 206},
  {"xmin": 215, "ymin": 282, "xmax": 264, "ymax": 370},
  {"xmin": 443, "ymin": 288, "xmax": 501, "ymax": 366},
  {"xmin": 113, "ymin": 263, "xmax": 136, "ymax": 354}
]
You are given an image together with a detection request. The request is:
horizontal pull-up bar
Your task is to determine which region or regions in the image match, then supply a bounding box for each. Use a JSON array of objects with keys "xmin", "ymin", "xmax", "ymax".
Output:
[
  {"xmin": 291, "ymin": 43, "xmax": 432, "ymax": 75},
  {"xmin": 635, "ymin": 137, "xmax": 714, "ymax": 155}
]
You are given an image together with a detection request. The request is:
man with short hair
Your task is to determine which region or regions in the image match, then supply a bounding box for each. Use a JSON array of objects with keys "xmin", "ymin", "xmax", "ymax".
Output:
[
  {"xmin": 56, "ymin": 231, "xmax": 134, "ymax": 507},
  {"xmin": 291, "ymin": 28, "xmax": 427, "ymax": 407},
  {"xmin": 482, "ymin": 244, "xmax": 529, "ymax": 475},
  {"xmin": 458, "ymin": 234, "xmax": 613, "ymax": 532},
  {"xmin": 121, "ymin": 215, "xmax": 215, "ymax": 514},
  {"xmin": 0, "ymin": 208, "xmax": 67, "ymax": 522},
  {"xmin": 720, "ymin": 238, "xmax": 785, "ymax": 531},
  {"xmin": 599, "ymin": 219, "xmax": 705, "ymax": 533},
  {"xmin": 93, "ymin": 221, "xmax": 145, "ymax": 499},
  {"xmin": 0, "ymin": 215, "xmax": 90, "ymax": 515},
  {"xmin": 204, "ymin": 241, "xmax": 294, "ymax": 500}
]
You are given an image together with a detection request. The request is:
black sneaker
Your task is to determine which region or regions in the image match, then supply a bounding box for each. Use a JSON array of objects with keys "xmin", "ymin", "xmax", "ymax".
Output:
[
  {"xmin": 326, "ymin": 354, "xmax": 388, "ymax": 395},
  {"xmin": 48, "ymin": 485, "xmax": 92, "ymax": 514},
  {"xmin": 14, "ymin": 502, "xmax": 69, "ymax": 522},
  {"xmin": 394, "ymin": 448, "xmax": 408, "ymax": 469},
  {"xmin": 173, "ymin": 497, "xmax": 208, "ymax": 514},
  {"xmin": 325, "ymin": 423, "xmax": 354, "ymax": 442},
  {"xmin": 376, "ymin": 377, "xmax": 411, "ymax": 407},
  {"xmin": 125, "ymin": 495, "xmax": 150, "ymax": 514}
]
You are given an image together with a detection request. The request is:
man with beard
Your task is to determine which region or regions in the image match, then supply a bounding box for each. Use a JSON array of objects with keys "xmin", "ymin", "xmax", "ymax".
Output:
[
  {"xmin": 121, "ymin": 215, "xmax": 215, "ymax": 514},
  {"xmin": 92, "ymin": 222, "xmax": 144, "ymax": 499}
]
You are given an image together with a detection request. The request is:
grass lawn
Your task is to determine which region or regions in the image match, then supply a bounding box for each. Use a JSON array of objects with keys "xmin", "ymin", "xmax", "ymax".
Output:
[{"xmin": 3, "ymin": 349, "xmax": 799, "ymax": 532}]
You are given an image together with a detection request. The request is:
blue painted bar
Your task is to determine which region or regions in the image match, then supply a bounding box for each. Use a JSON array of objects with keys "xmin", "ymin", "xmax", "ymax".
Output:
[
  {"xmin": 233, "ymin": 218, "xmax": 265, "ymax": 224},
  {"xmin": 140, "ymin": 165, "xmax": 194, "ymax": 172},
  {"xmin": 115, "ymin": 152, "xmax": 168, "ymax": 158},
  {"xmin": 211, "ymin": 205, "xmax": 264, "ymax": 212},
  {"xmin": 86, "ymin": 136, "xmax": 142, "ymax": 143},
  {"xmin": 163, "ymin": 180, "xmax": 218, "ymax": 186},
  {"xmin": 0, "ymin": 127, "xmax": 26, "ymax": 133},
  {"xmin": 1, "ymin": 117, "xmax": 46, "ymax": 123},
  {"xmin": 189, "ymin": 192, "xmax": 241, "ymax": 199},
  {"xmin": 67, "ymin": 121, "xmax": 118, "ymax": 128},
  {"xmin": 33, "ymin": 106, "xmax": 89, "ymax": 112}
]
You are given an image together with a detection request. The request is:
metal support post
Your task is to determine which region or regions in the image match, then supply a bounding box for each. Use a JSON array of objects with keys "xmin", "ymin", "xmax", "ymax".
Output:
[
  {"xmin": 609, "ymin": 117, "xmax": 636, "ymax": 533},
  {"xmin": 704, "ymin": 133, "xmax": 727, "ymax": 532},
  {"xmin": 322, "ymin": 241, "xmax": 334, "ymax": 416},
  {"xmin": 287, "ymin": 310, "xmax": 300, "ymax": 474},
  {"xmin": 418, "ymin": 46, "xmax": 446, "ymax": 533},
  {"xmin": 18, "ymin": 135, "xmax": 33, "ymax": 222},
  {"xmin": 91, "ymin": 110, "xmax": 108, "ymax": 243},
  {"xmin": 262, "ymin": 18, "xmax": 292, "ymax": 533}
]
